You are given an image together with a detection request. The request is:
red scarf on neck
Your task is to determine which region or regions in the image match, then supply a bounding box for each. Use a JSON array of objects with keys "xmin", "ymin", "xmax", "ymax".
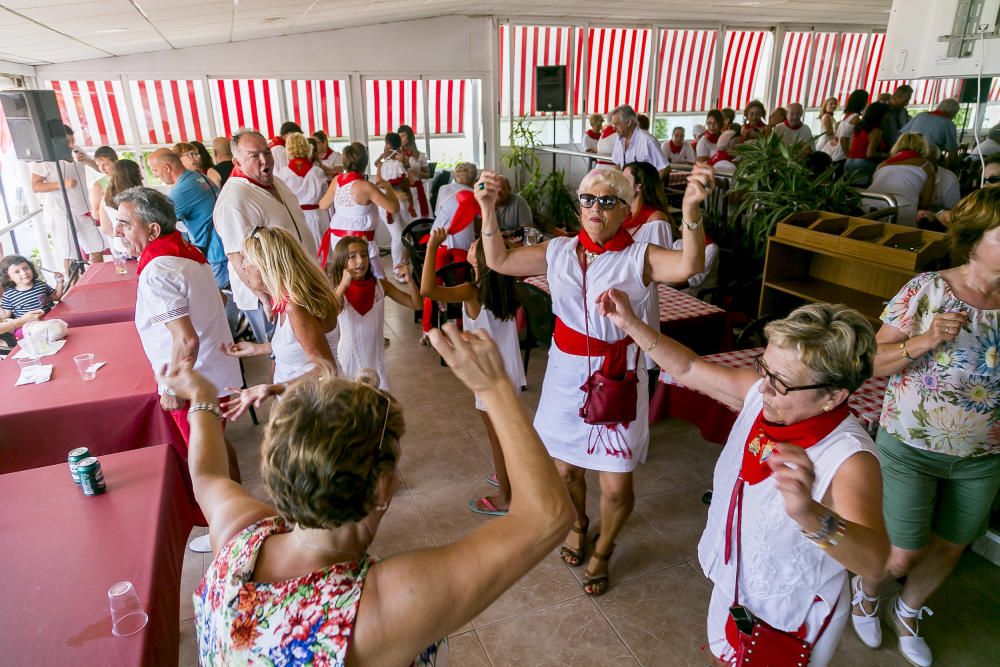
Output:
[
  {"xmin": 707, "ymin": 151, "xmax": 732, "ymax": 166},
  {"xmin": 600, "ymin": 125, "xmax": 617, "ymax": 139},
  {"xmin": 702, "ymin": 131, "xmax": 720, "ymax": 144},
  {"xmin": 784, "ymin": 119, "xmax": 803, "ymax": 130},
  {"xmin": 321, "ymin": 148, "xmax": 334, "ymax": 160},
  {"xmin": 344, "ymin": 277, "xmax": 376, "ymax": 316},
  {"xmin": 337, "ymin": 171, "xmax": 364, "ymax": 187},
  {"xmin": 929, "ymin": 110, "xmax": 950, "ymax": 118},
  {"xmin": 577, "ymin": 225, "xmax": 635, "ymax": 256},
  {"xmin": 739, "ymin": 401, "xmax": 851, "ymax": 485},
  {"xmin": 231, "ymin": 167, "xmax": 273, "ymax": 190},
  {"xmin": 668, "ymin": 140, "xmax": 684, "ymax": 154},
  {"xmin": 287, "ymin": 158, "xmax": 314, "ymax": 178},
  {"xmin": 586, "ymin": 129, "xmax": 601, "ymax": 140},
  {"xmin": 623, "ymin": 204, "xmax": 660, "ymax": 230},
  {"xmin": 883, "ymin": 149, "xmax": 923, "ymax": 166},
  {"xmin": 448, "ymin": 189, "xmax": 481, "ymax": 236},
  {"xmin": 137, "ymin": 231, "xmax": 207, "ymax": 275},
  {"xmin": 269, "ymin": 135, "xmax": 285, "ymax": 147}
]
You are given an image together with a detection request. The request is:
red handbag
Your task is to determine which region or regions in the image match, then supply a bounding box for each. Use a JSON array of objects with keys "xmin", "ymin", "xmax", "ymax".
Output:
[{"xmin": 727, "ymin": 479, "xmax": 841, "ymax": 666}]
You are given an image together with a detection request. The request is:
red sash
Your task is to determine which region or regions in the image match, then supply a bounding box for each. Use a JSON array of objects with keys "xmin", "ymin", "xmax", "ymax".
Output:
[
  {"xmin": 783, "ymin": 119, "xmax": 803, "ymax": 131},
  {"xmin": 554, "ymin": 317, "xmax": 633, "ymax": 380},
  {"xmin": 230, "ymin": 167, "xmax": 273, "ymax": 190},
  {"xmin": 301, "ymin": 204, "xmax": 319, "ymax": 211},
  {"xmin": 344, "ymin": 277, "xmax": 376, "ymax": 316},
  {"xmin": 317, "ymin": 228, "xmax": 375, "ymax": 268},
  {"xmin": 667, "ymin": 140, "xmax": 684, "ymax": 155},
  {"xmin": 623, "ymin": 204, "xmax": 660, "ymax": 231},
  {"xmin": 137, "ymin": 231, "xmax": 207, "ymax": 275},
  {"xmin": 586, "ymin": 129, "xmax": 601, "ymax": 140},
  {"xmin": 448, "ymin": 189, "xmax": 481, "ymax": 236},
  {"xmin": 882, "ymin": 149, "xmax": 923, "ymax": 166},
  {"xmin": 287, "ymin": 158, "xmax": 313, "ymax": 178},
  {"xmin": 412, "ymin": 179, "xmax": 430, "ymax": 217}
]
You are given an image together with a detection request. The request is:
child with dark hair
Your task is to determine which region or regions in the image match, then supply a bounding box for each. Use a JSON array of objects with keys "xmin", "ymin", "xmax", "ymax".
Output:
[{"xmin": 0, "ymin": 255, "xmax": 64, "ymax": 338}]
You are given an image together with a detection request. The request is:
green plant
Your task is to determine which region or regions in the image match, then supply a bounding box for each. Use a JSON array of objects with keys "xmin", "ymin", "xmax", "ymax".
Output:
[
  {"xmin": 520, "ymin": 170, "xmax": 580, "ymax": 233},
  {"xmin": 729, "ymin": 133, "xmax": 861, "ymax": 260},
  {"xmin": 501, "ymin": 116, "xmax": 542, "ymax": 189}
]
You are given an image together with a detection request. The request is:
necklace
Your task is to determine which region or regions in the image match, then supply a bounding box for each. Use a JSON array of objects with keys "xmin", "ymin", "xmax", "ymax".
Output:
[
  {"xmin": 584, "ymin": 250, "xmax": 600, "ymax": 266},
  {"xmin": 292, "ymin": 530, "xmax": 365, "ymax": 561}
]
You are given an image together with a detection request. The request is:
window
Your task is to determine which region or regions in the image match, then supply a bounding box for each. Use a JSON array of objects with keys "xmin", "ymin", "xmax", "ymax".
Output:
[
  {"xmin": 775, "ymin": 32, "xmax": 812, "ymax": 108},
  {"xmin": 210, "ymin": 78, "xmax": 281, "ymax": 140},
  {"xmin": 44, "ymin": 80, "xmax": 132, "ymax": 147},
  {"xmin": 505, "ymin": 25, "xmax": 573, "ymax": 117},
  {"xmin": 585, "ymin": 28, "xmax": 652, "ymax": 114},
  {"xmin": 717, "ymin": 30, "xmax": 773, "ymax": 111},
  {"xmin": 365, "ymin": 79, "xmax": 422, "ymax": 138},
  {"xmin": 128, "ymin": 79, "xmax": 211, "ymax": 145},
  {"xmin": 832, "ymin": 32, "xmax": 871, "ymax": 102},
  {"xmin": 283, "ymin": 79, "xmax": 350, "ymax": 139},
  {"xmin": 656, "ymin": 29, "xmax": 718, "ymax": 113}
]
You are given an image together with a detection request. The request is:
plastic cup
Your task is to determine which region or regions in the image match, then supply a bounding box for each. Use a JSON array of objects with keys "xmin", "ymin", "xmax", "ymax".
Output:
[
  {"xmin": 113, "ymin": 254, "xmax": 128, "ymax": 274},
  {"xmin": 74, "ymin": 353, "xmax": 96, "ymax": 381},
  {"xmin": 108, "ymin": 581, "xmax": 148, "ymax": 637},
  {"xmin": 17, "ymin": 356, "xmax": 41, "ymax": 382}
]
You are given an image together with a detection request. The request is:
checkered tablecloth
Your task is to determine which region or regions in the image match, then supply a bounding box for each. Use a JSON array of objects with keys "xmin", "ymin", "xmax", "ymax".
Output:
[
  {"xmin": 658, "ymin": 346, "xmax": 888, "ymax": 436},
  {"xmin": 522, "ymin": 275, "xmax": 724, "ymax": 324},
  {"xmin": 667, "ymin": 171, "xmax": 690, "ymax": 188}
]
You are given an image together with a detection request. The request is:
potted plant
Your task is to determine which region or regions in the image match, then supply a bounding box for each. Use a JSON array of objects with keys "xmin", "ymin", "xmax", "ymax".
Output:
[
  {"xmin": 501, "ymin": 116, "xmax": 542, "ymax": 190},
  {"xmin": 520, "ymin": 170, "xmax": 580, "ymax": 233}
]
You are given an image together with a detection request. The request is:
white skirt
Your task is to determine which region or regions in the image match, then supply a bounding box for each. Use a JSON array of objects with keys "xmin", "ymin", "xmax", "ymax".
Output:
[{"xmin": 534, "ymin": 344, "xmax": 648, "ymax": 473}]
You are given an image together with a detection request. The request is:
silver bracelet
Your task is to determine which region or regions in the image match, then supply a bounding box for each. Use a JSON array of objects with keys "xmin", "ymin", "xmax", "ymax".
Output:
[
  {"xmin": 682, "ymin": 218, "xmax": 702, "ymax": 231},
  {"xmin": 188, "ymin": 401, "xmax": 223, "ymax": 420},
  {"xmin": 481, "ymin": 227, "xmax": 499, "ymax": 237}
]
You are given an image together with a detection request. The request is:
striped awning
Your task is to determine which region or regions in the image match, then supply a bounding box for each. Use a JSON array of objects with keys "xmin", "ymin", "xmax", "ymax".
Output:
[
  {"xmin": 128, "ymin": 79, "xmax": 210, "ymax": 145},
  {"xmin": 284, "ymin": 80, "xmax": 349, "ymax": 139},
  {"xmin": 584, "ymin": 28, "xmax": 651, "ymax": 115},
  {"xmin": 717, "ymin": 30, "xmax": 771, "ymax": 110},
  {"xmin": 864, "ymin": 33, "xmax": 910, "ymax": 98},
  {"xmin": 656, "ymin": 30, "xmax": 718, "ymax": 113},
  {"xmin": 426, "ymin": 80, "xmax": 466, "ymax": 135},
  {"xmin": 504, "ymin": 25, "xmax": 573, "ymax": 117},
  {"xmin": 366, "ymin": 79, "xmax": 421, "ymax": 137},
  {"xmin": 775, "ymin": 31, "xmax": 812, "ymax": 109},
  {"xmin": 833, "ymin": 32, "xmax": 871, "ymax": 103},
  {"xmin": 45, "ymin": 80, "xmax": 131, "ymax": 147},
  {"xmin": 211, "ymin": 79, "xmax": 281, "ymax": 140}
]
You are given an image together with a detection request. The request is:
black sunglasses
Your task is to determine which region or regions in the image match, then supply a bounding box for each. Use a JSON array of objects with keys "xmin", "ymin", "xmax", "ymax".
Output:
[
  {"xmin": 578, "ymin": 193, "xmax": 627, "ymax": 211},
  {"xmin": 752, "ymin": 354, "xmax": 829, "ymax": 396}
]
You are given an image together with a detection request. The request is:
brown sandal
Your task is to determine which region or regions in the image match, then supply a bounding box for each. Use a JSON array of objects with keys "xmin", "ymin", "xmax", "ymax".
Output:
[
  {"xmin": 558, "ymin": 518, "xmax": 590, "ymax": 567},
  {"xmin": 582, "ymin": 541, "xmax": 614, "ymax": 597}
]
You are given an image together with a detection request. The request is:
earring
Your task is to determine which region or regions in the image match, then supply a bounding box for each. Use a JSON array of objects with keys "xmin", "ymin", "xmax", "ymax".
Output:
[{"xmin": 823, "ymin": 403, "xmax": 832, "ymax": 412}]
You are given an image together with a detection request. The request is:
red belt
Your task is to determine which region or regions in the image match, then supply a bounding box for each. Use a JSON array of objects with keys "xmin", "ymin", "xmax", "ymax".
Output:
[
  {"xmin": 318, "ymin": 227, "xmax": 375, "ymax": 268},
  {"xmin": 301, "ymin": 204, "xmax": 319, "ymax": 211},
  {"xmin": 554, "ymin": 317, "xmax": 632, "ymax": 378}
]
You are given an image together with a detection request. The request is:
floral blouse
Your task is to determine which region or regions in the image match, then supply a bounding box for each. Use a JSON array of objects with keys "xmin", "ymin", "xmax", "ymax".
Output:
[
  {"xmin": 879, "ymin": 272, "xmax": 1000, "ymax": 457},
  {"xmin": 194, "ymin": 516, "xmax": 448, "ymax": 666}
]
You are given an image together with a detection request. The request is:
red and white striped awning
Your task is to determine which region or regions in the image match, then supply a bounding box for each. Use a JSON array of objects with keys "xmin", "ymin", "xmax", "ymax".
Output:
[
  {"xmin": 585, "ymin": 28, "xmax": 651, "ymax": 115},
  {"xmin": 45, "ymin": 80, "xmax": 131, "ymax": 147},
  {"xmin": 833, "ymin": 32, "xmax": 871, "ymax": 103},
  {"xmin": 284, "ymin": 80, "xmax": 349, "ymax": 139},
  {"xmin": 657, "ymin": 30, "xmax": 718, "ymax": 113},
  {"xmin": 505, "ymin": 25, "xmax": 573, "ymax": 117},
  {"xmin": 426, "ymin": 80, "xmax": 466, "ymax": 134},
  {"xmin": 211, "ymin": 79, "xmax": 281, "ymax": 140},
  {"xmin": 775, "ymin": 32, "xmax": 812, "ymax": 108},
  {"xmin": 366, "ymin": 79, "xmax": 421, "ymax": 137},
  {"xmin": 806, "ymin": 33, "xmax": 839, "ymax": 108},
  {"xmin": 128, "ymin": 79, "xmax": 210, "ymax": 145},
  {"xmin": 717, "ymin": 30, "xmax": 770, "ymax": 110}
]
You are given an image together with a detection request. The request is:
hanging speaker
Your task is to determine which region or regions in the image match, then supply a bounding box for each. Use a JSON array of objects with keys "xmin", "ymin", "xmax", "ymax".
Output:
[
  {"xmin": 958, "ymin": 78, "xmax": 991, "ymax": 104},
  {"xmin": 0, "ymin": 89, "xmax": 72, "ymax": 162},
  {"xmin": 535, "ymin": 65, "xmax": 567, "ymax": 113}
]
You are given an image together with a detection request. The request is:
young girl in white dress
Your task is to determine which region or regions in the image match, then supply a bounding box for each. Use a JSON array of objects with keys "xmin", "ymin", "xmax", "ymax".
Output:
[
  {"xmin": 276, "ymin": 132, "xmax": 330, "ymax": 246},
  {"xmin": 374, "ymin": 133, "xmax": 414, "ymax": 282},
  {"xmin": 420, "ymin": 227, "xmax": 526, "ymax": 517},
  {"xmin": 328, "ymin": 235, "xmax": 421, "ymax": 392}
]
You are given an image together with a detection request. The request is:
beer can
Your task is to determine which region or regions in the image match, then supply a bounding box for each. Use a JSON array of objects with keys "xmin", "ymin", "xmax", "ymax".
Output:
[
  {"xmin": 67, "ymin": 447, "xmax": 91, "ymax": 484},
  {"xmin": 77, "ymin": 457, "xmax": 107, "ymax": 496}
]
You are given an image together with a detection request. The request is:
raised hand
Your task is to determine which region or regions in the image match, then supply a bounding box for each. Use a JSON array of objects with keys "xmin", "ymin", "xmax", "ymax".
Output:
[
  {"xmin": 474, "ymin": 171, "xmax": 502, "ymax": 209},
  {"xmin": 220, "ymin": 384, "xmax": 272, "ymax": 421},
  {"xmin": 683, "ymin": 162, "xmax": 715, "ymax": 214},
  {"xmin": 766, "ymin": 444, "xmax": 817, "ymax": 526},
  {"xmin": 596, "ymin": 288, "xmax": 639, "ymax": 331},
  {"xmin": 221, "ymin": 341, "xmax": 260, "ymax": 358},
  {"xmin": 427, "ymin": 227, "xmax": 447, "ymax": 248}
]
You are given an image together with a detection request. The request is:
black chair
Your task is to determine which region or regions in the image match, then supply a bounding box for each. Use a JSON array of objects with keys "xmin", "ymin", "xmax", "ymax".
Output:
[
  {"xmin": 735, "ymin": 313, "xmax": 779, "ymax": 350},
  {"xmin": 431, "ymin": 261, "xmax": 472, "ymax": 365},
  {"xmin": 402, "ymin": 218, "xmax": 435, "ymax": 322},
  {"xmin": 514, "ymin": 281, "xmax": 555, "ymax": 375},
  {"xmin": 429, "ymin": 170, "xmax": 451, "ymax": 211}
]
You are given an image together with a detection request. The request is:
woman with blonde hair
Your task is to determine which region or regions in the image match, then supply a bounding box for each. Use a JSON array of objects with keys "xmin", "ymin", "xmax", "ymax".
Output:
[
  {"xmin": 479, "ymin": 163, "xmax": 711, "ymax": 596},
  {"xmin": 221, "ymin": 226, "xmax": 341, "ymax": 420},
  {"xmin": 275, "ymin": 132, "xmax": 330, "ymax": 246},
  {"xmin": 174, "ymin": 141, "xmax": 222, "ymax": 189},
  {"xmin": 816, "ymin": 96, "xmax": 839, "ymax": 149},
  {"xmin": 869, "ymin": 132, "xmax": 936, "ymax": 226},
  {"xmin": 583, "ymin": 113, "xmax": 605, "ymax": 153}
]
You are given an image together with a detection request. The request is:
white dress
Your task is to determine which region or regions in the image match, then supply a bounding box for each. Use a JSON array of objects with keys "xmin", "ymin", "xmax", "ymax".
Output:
[
  {"xmin": 337, "ymin": 281, "xmax": 390, "ymax": 391},
  {"xmin": 330, "ymin": 180, "xmax": 385, "ymax": 279},
  {"xmin": 378, "ymin": 159, "xmax": 411, "ymax": 269},
  {"xmin": 462, "ymin": 304, "xmax": 526, "ymax": 411},
  {"xmin": 699, "ymin": 381, "xmax": 875, "ymax": 666},
  {"xmin": 275, "ymin": 162, "xmax": 330, "ymax": 247},
  {"xmin": 869, "ymin": 164, "xmax": 929, "ymax": 226},
  {"xmin": 630, "ymin": 220, "xmax": 673, "ymax": 369},
  {"xmin": 534, "ymin": 237, "xmax": 650, "ymax": 473},
  {"xmin": 271, "ymin": 312, "xmax": 342, "ymax": 384},
  {"xmin": 405, "ymin": 152, "xmax": 431, "ymax": 218}
]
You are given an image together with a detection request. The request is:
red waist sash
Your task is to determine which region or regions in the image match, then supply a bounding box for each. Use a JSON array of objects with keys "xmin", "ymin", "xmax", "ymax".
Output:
[{"xmin": 554, "ymin": 317, "xmax": 633, "ymax": 379}]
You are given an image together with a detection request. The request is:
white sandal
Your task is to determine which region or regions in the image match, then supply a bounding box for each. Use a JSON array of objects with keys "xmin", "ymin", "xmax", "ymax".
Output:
[
  {"xmin": 890, "ymin": 596, "xmax": 934, "ymax": 667},
  {"xmin": 850, "ymin": 575, "xmax": 882, "ymax": 648}
]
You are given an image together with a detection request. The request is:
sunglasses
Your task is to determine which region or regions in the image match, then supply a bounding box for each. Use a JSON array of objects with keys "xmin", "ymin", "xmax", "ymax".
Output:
[
  {"xmin": 752, "ymin": 354, "xmax": 829, "ymax": 396},
  {"xmin": 578, "ymin": 193, "xmax": 627, "ymax": 211}
]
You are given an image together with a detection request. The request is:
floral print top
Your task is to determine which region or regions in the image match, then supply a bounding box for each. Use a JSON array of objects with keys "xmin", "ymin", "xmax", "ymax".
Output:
[
  {"xmin": 194, "ymin": 516, "xmax": 449, "ymax": 666},
  {"xmin": 880, "ymin": 272, "xmax": 1000, "ymax": 457}
]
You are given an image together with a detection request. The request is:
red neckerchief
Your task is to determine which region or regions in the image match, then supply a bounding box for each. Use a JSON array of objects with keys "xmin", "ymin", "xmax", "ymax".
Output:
[
  {"xmin": 269, "ymin": 136, "xmax": 285, "ymax": 147},
  {"xmin": 287, "ymin": 158, "xmax": 314, "ymax": 178},
  {"xmin": 784, "ymin": 119, "xmax": 803, "ymax": 130},
  {"xmin": 337, "ymin": 171, "xmax": 364, "ymax": 187},
  {"xmin": 668, "ymin": 140, "xmax": 684, "ymax": 154},
  {"xmin": 930, "ymin": 110, "xmax": 950, "ymax": 117},
  {"xmin": 231, "ymin": 167, "xmax": 274, "ymax": 190},
  {"xmin": 702, "ymin": 131, "xmax": 720, "ymax": 144},
  {"xmin": 883, "ymin": 149, "xmax": 923, "ymax": 166},
  {"xmin": 739, "ymin": 401, "xmax": 851, "ymax": 486},
  {"xmin": 321, "ymin": 148, "xmax": 333, "ymax": 160},
  {"xmin": 272, "ymin": 296, "xmax": 289, "ymax": 315},
  {"xmin": 344, "ymin": 277, "xmax": 376, "ymax": 316},
  {"xmin": 586, "ymin": 129, "xmax": 601, "ymax": 140},
  {"xmin": 137, "ymin": 231, "xmax": 207, "ymax": 275},
  {"xmin": 707, "ymin": 150, "xmax": 732, "ymax": 166},
  {"xmin": 600, "ymin": 125, "xmax": 617, "ymax": 139},
  {"xmin": 750, "ymin": 120, "xmax": 766, "ymax": 130},
  {"xmin": 624, "ymin": 204, "xmax": 660, "ymax": 231},
  {"xmin": 448, "ymin": 189, "xmax": 481, "ymax": 236},
  {"xmin": 577, "ymin": 225, "xmax": 635, "ymax": 256}
]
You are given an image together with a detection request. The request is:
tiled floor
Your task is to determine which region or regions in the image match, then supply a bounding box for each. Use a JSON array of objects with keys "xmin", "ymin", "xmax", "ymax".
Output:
[{"xmin": 177, "ymin": 292, "xmax": 1000, "ymax": 666}]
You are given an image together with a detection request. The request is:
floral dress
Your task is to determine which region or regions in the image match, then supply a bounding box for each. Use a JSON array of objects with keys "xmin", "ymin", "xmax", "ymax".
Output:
[
  {"xmin": 880, "ymin": 272, "xmax": 1000, "ymax": 457},
  {"xmin": 194, "ymin": 516, "xmax": 448, "ymax": 666}
]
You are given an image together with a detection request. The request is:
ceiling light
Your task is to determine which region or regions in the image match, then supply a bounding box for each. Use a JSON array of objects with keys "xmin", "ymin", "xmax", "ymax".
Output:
[{"xmin": 95, "ymin": 27, "xmax": 128, "ymax": 34}]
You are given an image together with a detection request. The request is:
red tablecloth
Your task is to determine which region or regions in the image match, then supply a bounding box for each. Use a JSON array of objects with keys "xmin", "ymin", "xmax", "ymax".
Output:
[
  {"xmin": 522, "ymin": 275, "xmax": 728, "ymax": 354},
  {"xmin": 0, "ymin": 321, "xmax": 182, "ymax": 473},
  {"xmin": 0, "ymin": 445, "xmax": 196, "ymax": 666},
  {"xmin": 48, "ymin": 279, "xmax": 138, "ymax": 327},
  {"xmin": 74, "ymin": 260, "xmax": 139, "ymax": 287},
  {"xmin": 649, "ymin": 347, "xmax": 889, "ymax": 441}
]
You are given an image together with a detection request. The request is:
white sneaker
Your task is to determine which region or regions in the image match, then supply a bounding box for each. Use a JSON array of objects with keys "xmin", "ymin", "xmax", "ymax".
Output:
[
  {"xmin": 188, "ymin": 533, "xmax": 212, "ymax": 553},
  {"xmin": 850, "ymin": 575, "xmax": 882, "ymax": 649},
  {"xmin": 890, "ymin": 596, "xmax": 934, "ymax": 667}
]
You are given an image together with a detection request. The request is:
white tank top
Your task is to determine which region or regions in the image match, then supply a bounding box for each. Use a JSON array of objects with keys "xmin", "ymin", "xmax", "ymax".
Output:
[
  {"xmin": 870, "ymin": 164, "xmax": 928, "ymax": 226},
  {"xmin": 271, "ymin": 312, "xmax": 341, "ymax": 384},
  {"xmin": 462, "ymin": 304, "xmax": 526, "ymax": 391},
  {"xmin": 331, "ymin": 181, "xmax": 378, "ymax": 232},
  {"xmin": 336, "ymin": 281, "xmax": 390, "ymax": 391}
]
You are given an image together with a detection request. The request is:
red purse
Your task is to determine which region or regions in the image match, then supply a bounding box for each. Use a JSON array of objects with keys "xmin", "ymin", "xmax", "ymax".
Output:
[{"xmin": 727, "ymin": 479, "xmax": 841, "ymax": 666}]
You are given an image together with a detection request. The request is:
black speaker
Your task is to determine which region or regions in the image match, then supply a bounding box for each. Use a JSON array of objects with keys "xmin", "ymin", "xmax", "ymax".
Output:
[
  {"xmin": 535, "ymin": 65, "xmax": 567, "ymax": 112},
  {"xmin": 958, "ymin": 78, "xmax": 991, "ymax": 104},
  {"xmin": 0, "ymin": 89, "xmax": 71, "ymax": 162}
]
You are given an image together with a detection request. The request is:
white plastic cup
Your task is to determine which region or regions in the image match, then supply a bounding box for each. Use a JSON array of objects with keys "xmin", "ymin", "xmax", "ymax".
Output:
[
  {"xmin": 108, "ymin": 581, "xmax": 148, "ymax": 637},
  {"xmin": 74, "ymin": 353, "xmax": 96, "ymax": 381}
]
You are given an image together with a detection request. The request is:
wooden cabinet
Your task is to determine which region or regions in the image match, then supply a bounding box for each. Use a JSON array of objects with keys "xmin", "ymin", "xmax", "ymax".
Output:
[{"xmin": 759, "ymin": 212, "xmax": 949, "ymax": 325}]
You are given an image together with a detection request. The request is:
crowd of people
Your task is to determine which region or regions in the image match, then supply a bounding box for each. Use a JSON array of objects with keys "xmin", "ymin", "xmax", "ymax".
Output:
[{"xmin": 2, "ymin": 94, "xmax": 997, "ymax": 666}]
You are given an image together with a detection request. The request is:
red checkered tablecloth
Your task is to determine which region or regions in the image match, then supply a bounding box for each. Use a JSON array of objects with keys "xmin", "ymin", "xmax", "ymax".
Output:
[{"xmin": 653, "ymin": 346, "xmax": 888, "ymax": 437}]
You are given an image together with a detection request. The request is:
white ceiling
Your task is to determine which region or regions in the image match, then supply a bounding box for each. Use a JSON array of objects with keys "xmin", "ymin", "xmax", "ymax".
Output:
[{"xmin": 0, "ymin": 0, "xmax": 893, "ymax": 66}]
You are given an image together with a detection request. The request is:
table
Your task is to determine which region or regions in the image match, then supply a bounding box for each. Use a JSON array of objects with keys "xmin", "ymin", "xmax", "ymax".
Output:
[
  {"xmin": 0, "ymin": 445, "xmax": 196, "ymax": 666},
  {"xmin": 649, "ymin": 347, "xmax": 888, "ymax": 441},
  {"xmin": 0, "ymin": 321, "xmax": 182, "ymax": 474},
  {"xmin": 48, "ymin": 280, "xmax": 138, "ymax": 328},
  {"xmin": 74, "ymin": 260, "xmax": 139, "ymax": 287},
  {"xmin": 523, "ymin": 275, "xmax": 728, "ymax": 354}
]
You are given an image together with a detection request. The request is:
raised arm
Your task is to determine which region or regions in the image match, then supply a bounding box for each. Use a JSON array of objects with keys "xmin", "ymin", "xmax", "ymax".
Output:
[
  {"xmin": 598, "ymin": 288, "xmax": 757, "ymax": 410},
  {"xmin": 646, "ymin": 163, "xmax": 710, "ymax": 285},
  {"xmin": 419, "ymin": 228, "xmax": 478, "ymax": 304},
  {"xmin": 477, "ymin": 172, "xmax": 549, "ymax": 277},
  {"xmin": 381, "ymin": 264, "xmax": 422, "ymax": 309},
  {"xmin": 318, "ymin": 181, "xmax": 337, "ymax": 210},
  {"xmin": 350, "ymin": 325, "xmax": 574, "ymax": 665}
]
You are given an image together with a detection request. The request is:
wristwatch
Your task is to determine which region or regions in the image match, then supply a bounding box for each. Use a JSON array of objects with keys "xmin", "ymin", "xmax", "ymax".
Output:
[{"xmin": 682, "ymin": 218, "xmax": 702, "ymax": 231}]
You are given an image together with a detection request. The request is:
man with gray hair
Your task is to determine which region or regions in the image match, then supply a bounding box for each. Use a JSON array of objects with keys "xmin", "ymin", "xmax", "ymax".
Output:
[
  {"xmin": 434, "ymin": 161, "xmax": 478, "ymax": 216},
  {"xmin": 213, "ymin": 128, "xmax": 317, "ymax": 342},
  {"xmin": 609, "ymin": 104, "xmax": 668, "ymax": 172},
  {"xmin": 900, "ymin": 98, "xmax": 960, "ymax": 153},
  {"xmin": 115, "ymin": 186, "xmax": 242, "ymax": 552}
]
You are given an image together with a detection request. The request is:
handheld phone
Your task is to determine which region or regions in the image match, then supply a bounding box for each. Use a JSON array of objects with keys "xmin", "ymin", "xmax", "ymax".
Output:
[{"xmin": 729, "ymin": 605, "xmax": 756, "ymax": 634}]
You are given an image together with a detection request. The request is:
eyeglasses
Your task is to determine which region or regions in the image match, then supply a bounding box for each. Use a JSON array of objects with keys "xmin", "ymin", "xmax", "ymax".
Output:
[
  {"xmin": 578, "ymin": 193, "xmax": 627, "ymax": 211},
  {"xmin": 752, "ymin": 354, "xmax": 829, "ymax": 395},
  {"xmin": 985, "ymin": 175, "xmax": 1000, "ymax": 184}
]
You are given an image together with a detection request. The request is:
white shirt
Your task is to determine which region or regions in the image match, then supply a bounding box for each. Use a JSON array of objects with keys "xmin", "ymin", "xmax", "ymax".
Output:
[
  {"xmin": 270, "ymin": 144, "xmax": 289, "ymax": 171},
  {"xmin": 935, "ymin": 167, "xmax": 962, "ymax": 209},
  {"xmin": 773, "ymin": 122, "xmax": 814, "ymax": 147},
  {"xmin": 213, "ymin": 176, "xmax": 318, "ymax": 311},
  {"xmin": 661, "ymin": 140, "xmax": 696, "ymax": 165},
  {"xmin": 320, "ymin": 149, "xmax": 342, "ymax": 171},
  {"xmin": 434, "ymin": 182, "xmax": 463, "ymax": 216},
  {"xmin": 611, "ymin": 128, "xmax": 668, "ymax": 170},
  {"xmin": 31, "ymin": 160, "xmax": 90, "ymax": 219},
  {"xmin": 431, "ymin": 183, "xmax": 476, "ymax": 250},
  {"xmin": 671, "ymin": 238, "xmax": 719, "ymax": 295},
  {"xmin": 695, "ymin": 135, "xmax": 718, "ymax": 160},
  {"xmin": 135, "ymin": 255, "xmax": 240, "ymax": 396}
]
